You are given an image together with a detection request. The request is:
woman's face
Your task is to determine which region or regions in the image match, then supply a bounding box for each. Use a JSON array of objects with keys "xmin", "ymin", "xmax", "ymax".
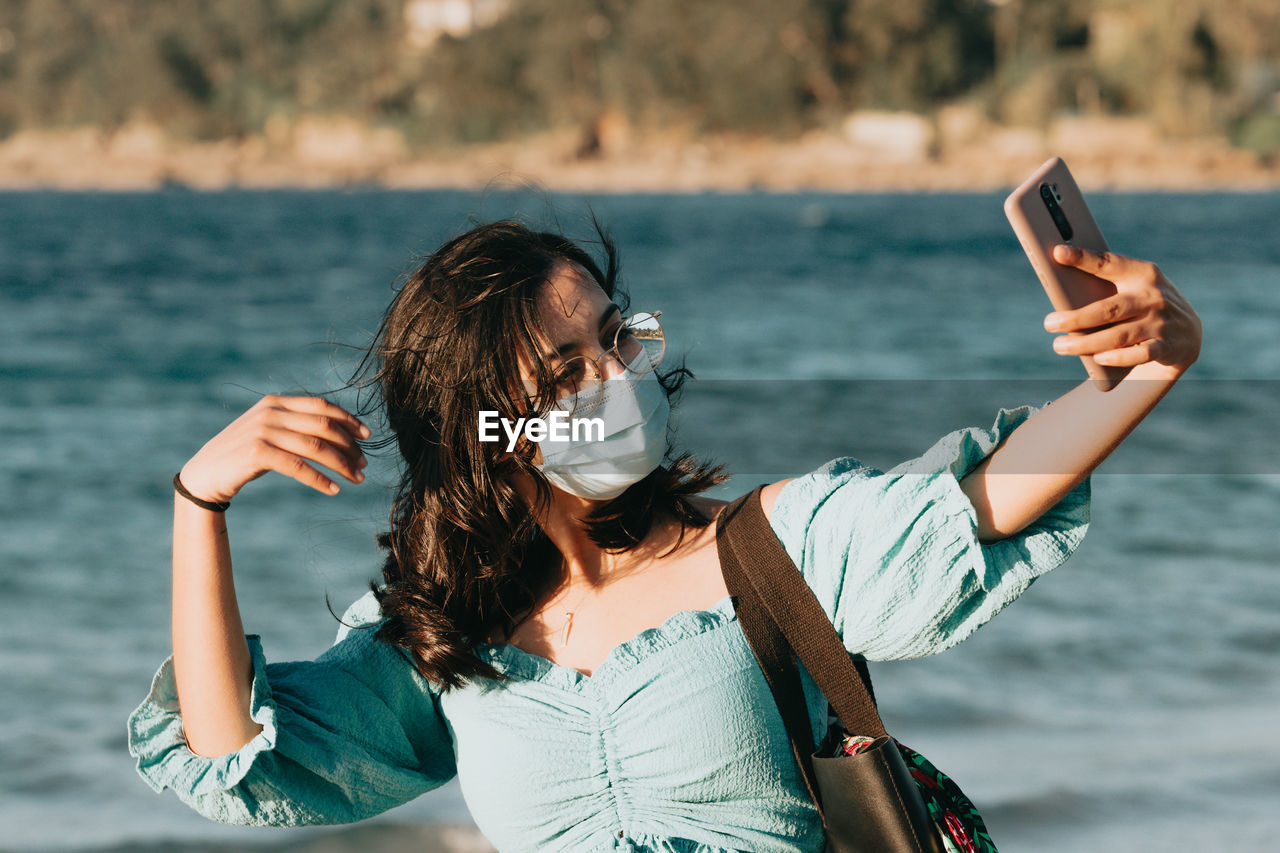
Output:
[
  {"xmin": 521, "ymin": 259, "xmax": 628, "ymax": 391},
  {"xmin": 517, "ymin": 259, "xmax": 626, "ymax": 466}
]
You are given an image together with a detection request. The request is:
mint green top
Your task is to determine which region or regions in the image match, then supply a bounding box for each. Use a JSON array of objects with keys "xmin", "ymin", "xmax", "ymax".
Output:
[{"xmin": 128, "ymin": 403, "xmax": 1091, "ymax": 852}]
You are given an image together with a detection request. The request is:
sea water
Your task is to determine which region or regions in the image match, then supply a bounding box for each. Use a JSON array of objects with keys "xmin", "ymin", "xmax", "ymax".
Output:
[{"xmin": 1, "ymin": 189, "xmax": 1277, "ymax": 852}]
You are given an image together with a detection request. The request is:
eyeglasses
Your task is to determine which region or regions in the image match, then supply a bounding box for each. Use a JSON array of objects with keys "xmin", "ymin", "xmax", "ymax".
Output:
[{"xmin": 538, "ymin": 311, "xmax": 665, "ymax": 418}]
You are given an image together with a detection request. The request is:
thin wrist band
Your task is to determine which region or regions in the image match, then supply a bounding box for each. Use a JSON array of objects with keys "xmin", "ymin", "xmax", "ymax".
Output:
[{"xmin": 173, "ymin": 472, "xmax": 231, "ymax": 512}]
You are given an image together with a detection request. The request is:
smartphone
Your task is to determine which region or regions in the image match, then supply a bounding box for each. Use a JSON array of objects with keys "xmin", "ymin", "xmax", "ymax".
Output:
[{"xmin": 1004, "ymin": 157, "xmax": 1131, "ymax": 390}]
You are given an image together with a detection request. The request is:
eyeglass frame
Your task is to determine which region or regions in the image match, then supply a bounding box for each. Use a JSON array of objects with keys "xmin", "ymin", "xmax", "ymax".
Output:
[{"xmin": 523, "ymin": 310, "xmax": 665, "ymax": 418}]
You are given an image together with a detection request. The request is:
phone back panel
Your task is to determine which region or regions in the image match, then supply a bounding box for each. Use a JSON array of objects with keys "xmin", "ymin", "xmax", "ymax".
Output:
[
  {"xmin": 1005, "ymin": 157, "xmax": 1129, "ymax": 387},
  {"xmin": 1004, "ymin": 157, "xmax": 1113, "ymax": 311}
]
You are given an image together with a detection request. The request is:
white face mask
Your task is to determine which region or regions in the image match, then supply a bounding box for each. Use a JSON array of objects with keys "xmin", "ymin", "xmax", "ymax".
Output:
[{"xmin": 534, "ymin": 351, "xmax": 670, "ymax": 500}]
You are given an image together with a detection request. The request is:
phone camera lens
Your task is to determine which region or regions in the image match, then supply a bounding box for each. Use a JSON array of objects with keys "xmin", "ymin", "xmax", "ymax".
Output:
[{"xmin": 1039, "ymin": 183, "xmax": 1074, "ymax": 241}]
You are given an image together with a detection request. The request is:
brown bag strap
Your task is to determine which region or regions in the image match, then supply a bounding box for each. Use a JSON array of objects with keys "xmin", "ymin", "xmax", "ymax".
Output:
[
  {"xmin": 716, "ymin": 485, "xmax": 893, "ymax": 814},
  {"xmin": 719, "ymin": 513, "xmax": 828, "ymax": 811}
]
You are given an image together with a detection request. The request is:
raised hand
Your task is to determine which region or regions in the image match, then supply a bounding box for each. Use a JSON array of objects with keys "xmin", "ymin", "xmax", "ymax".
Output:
[
  {"xmin": 1044, "ymin": 245, "xmax": 1202, "ymax": 375},
  {"xmin": 178, "ymin": 395, "xmax": 371, "ymax": 505}
]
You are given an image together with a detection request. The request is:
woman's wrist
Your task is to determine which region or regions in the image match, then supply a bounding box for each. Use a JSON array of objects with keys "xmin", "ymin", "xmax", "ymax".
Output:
[
  {"xmin": 174, "ymin": 469, "xmax": 232, "ymax": 511},
  {"xmin": 1121, "ymin": 360, "xmax": 1192, "ymax": 384}
]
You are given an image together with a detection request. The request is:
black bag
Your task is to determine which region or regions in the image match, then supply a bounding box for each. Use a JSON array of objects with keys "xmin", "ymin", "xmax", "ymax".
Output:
[{"xmin": 715, "ymin": 486, "xmax": 996, "ymax": 853}]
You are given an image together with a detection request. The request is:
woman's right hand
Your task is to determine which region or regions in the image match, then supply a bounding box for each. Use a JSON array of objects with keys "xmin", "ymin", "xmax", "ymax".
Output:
[{"xmin": 178, "ymin": 395, "xmax": 371, "ymax": 504}]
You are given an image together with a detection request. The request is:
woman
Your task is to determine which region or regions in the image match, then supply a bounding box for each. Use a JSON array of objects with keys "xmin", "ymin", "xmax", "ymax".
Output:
[{"xmin": 128, "ymin": 219, "xmax": 1201, "ymax": 851}]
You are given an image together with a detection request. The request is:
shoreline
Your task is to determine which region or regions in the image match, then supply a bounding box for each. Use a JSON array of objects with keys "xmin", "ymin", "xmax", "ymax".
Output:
[{"xmin": 2, "ymin": 114, "xmax": 1278, "ymax": 194}]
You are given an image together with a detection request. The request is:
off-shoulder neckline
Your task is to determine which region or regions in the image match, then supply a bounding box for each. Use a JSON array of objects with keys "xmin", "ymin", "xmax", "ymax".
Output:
[
  {"xmin": 472, "ymin": 592, "xmax": 738, "ymax": 692},
  {"xmin": 468, "ymin": 480, "xmax": 811, "ymax": 693}
]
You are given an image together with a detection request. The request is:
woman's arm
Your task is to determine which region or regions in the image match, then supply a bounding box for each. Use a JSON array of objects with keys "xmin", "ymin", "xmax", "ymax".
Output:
[
  {"xmin": 959, "ymin": 245, "xmax": 1203, "ymax": 541},
  {"xmin": 130, "ymin": 590, "xmax": 458, "ymax": 826},
  {"xmin": 170, "ymin": 395, "xmax": 369, "ymax": 756},
  {"xmin": 171, "ymin": 492, "xmax": 263, "ymax": 756}
]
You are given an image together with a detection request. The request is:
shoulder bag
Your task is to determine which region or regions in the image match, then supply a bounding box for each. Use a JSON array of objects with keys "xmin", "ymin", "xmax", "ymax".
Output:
[{"xmin": 715, "ymin": 486, "xmax": 998, "ymax": 853}]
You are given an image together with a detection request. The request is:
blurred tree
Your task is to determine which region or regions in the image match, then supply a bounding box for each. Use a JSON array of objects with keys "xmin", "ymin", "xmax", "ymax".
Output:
[
  {"xmin": 0, "ymin": 0, "xmax": 412, "ymax": 140},
  {"xmin": 0, "ymin": 0, "xmax": 1275, "ymax": 150},
  {"xmin": 607, "ymin": 0, "xmax": 844, "ymax": 134},
  {"xmin": 981, "ymin": 0, "xmax": 1097, "ymax": 126},
  {"xmin": 416, "ymin": 0, "xmax": 846, "ymax": 141},
  {"xmin": 838, "ymin": 0, "xmax": 994, "ymax": 111},
  {"xmin": 1086, "ymin": 0, "xmax": 1279, "ymax": 139}
]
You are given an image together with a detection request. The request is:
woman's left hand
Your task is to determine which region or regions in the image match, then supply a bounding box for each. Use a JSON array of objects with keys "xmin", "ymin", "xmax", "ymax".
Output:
[{"xmin": 1043, "ymin": 244, "xmax": 1203, "ymax": 377}]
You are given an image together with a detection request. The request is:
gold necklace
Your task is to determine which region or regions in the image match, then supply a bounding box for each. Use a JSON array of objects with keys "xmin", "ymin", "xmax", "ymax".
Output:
[{"xmin": 555, "ymin": 584, "xmax": 596, "ymax": 646}]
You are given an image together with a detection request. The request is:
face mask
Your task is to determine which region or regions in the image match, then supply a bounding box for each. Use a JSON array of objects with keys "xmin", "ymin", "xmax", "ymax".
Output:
[{"xmin": 535, "ymin": 351, "xmax": 670, "ymax": 500}]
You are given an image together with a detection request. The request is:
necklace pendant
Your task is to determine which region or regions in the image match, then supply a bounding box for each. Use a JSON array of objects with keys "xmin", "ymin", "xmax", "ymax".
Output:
[{"xmin": 561, "ymin": 612, "xmax": 573, "ymax": 646}]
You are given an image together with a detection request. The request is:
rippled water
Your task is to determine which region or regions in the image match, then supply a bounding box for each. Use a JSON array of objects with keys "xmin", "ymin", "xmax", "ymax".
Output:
[{"xmin": 1, "ymin": 189, "xmax": 1277, "ymax": 852}]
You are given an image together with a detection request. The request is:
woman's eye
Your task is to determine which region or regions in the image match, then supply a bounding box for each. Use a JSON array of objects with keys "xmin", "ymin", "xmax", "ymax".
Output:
[
  {"xmin": 607, "ymin": 325, "xmax": 634, "ymax": 351},
  {"xmin": 554, "ymin": 362, "xmax": 583, "ymax": 385}
]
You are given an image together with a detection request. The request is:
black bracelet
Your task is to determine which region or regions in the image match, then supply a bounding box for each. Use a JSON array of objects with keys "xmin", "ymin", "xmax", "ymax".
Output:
[{"xmin": 173, "ymin": 472, "xmax": 231, "ymax": 512}]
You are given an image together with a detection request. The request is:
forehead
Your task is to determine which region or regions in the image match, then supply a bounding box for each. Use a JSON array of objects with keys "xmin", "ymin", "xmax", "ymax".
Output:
[{"xmin": 535, "ymin": 260, "xmax": 611, "ymax": 339}]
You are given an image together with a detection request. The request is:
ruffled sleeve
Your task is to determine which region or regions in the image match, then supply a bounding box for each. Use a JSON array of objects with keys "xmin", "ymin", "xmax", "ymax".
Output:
[
  {"xmin": 126, "ymin": 591, "xmax": 456, "ymax": 826},
  {"xmin": 769, "ymin": 402, "xmax": 1091, "ymax": 661}
]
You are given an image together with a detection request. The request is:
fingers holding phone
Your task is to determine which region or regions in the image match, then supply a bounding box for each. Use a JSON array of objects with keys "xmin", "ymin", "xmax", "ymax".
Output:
[
  {"xmin": 1045, "ymin": 244, "xmax": 1202, "ymax": 373},
  {"xmin": 1005, "ymin": 157, "xmax": 1133, "ymax": 389}
]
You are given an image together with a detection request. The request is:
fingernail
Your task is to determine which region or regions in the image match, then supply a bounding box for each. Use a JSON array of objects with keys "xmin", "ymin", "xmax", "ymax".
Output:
[
  {"xmin": 355, "ymin": 470, "xmax": 364, "ymax": 482},
  {"xmin": 1044, "ymin": 315, "xmax": 1062, "ymax": 330},
  {"xmin": 359, "ymin": 424, "xmax": 371, "ymax": 438}
]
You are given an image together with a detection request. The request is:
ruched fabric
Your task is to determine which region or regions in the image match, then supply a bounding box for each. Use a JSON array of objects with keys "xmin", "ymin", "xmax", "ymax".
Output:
[
  {"xmin": 128, "ymin": 402, "xmax": 1090, "ymax": 851},
  {"xmin": 127, "ymin": 593, "xmax": 456, "ymax": 826},
  {"xmin": 770, "ymin": 402, "xmax": 1092, "ymax": 661}
]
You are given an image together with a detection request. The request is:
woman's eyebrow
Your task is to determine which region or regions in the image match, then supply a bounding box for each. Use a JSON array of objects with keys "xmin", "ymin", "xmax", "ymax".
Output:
[{"xmin": 553, "ymin": 303, "xmax": 621, "ymax": 358}]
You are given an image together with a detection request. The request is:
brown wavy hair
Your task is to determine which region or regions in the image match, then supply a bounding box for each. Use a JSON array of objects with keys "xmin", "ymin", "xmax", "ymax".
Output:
[{"xmin": 344, "ymin": 218, "xmax": 728, "ymax": 691}]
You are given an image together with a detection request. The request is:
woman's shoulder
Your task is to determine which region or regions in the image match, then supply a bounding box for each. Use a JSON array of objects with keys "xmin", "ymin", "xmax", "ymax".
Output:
[
  {"xmin": 687, "ymin": 480, "xmax": 795, "ymax": 527},
  {"xmin": 759, "ymin": 479, "xmax": 794, "ymax": 524}
]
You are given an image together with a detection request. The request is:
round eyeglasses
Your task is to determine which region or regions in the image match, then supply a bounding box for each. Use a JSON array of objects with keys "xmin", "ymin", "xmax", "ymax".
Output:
[{"xmin": 542, "ymin": 311, "xmax": 665, "ymax": 418}]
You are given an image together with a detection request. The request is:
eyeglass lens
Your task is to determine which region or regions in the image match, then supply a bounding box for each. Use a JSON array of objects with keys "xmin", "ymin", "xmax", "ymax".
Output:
[{"xmin": 549, "ymin": 312, "xmax": 664, "ymax": 416}]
